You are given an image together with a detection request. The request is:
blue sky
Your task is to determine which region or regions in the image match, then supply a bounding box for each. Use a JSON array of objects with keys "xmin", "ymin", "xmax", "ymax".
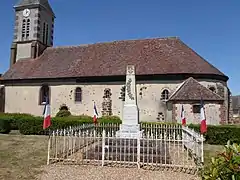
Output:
[{"xmin": 0, "ymin": 0, "xmax": 239, "ymax": 95}]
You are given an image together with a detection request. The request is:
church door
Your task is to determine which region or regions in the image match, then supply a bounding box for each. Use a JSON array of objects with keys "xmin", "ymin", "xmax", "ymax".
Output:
[{"xmin": 206, "ymin": 104, "xmax": 219, "ymax": 125}]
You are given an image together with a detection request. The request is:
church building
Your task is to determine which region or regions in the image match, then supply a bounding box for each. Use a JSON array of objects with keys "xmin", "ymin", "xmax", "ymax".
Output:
[{"xmin": 0, "ymin": 0, "xmax": 234, "ymax": 125}]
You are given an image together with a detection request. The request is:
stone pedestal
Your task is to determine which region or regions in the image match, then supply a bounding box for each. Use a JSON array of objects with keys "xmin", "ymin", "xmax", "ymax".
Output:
[{"xmin": 116, "ymin": 65, "xmax": 143, "ymax": 139}]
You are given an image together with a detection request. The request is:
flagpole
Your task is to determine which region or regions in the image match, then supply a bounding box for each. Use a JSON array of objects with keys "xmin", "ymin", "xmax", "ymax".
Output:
[
  {"xmin": 47, "ymin": 128, "xmax": 51, "ymax": 165},
  {"xmin": 201, "ymin": 134, "xmax": 204, "ymax": 163}
]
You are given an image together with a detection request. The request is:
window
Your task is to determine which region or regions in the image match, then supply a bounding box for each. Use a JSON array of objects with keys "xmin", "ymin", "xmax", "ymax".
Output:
[
  {"xmin": 75, "ymin": 87, "xmax": 82, "ymax": 102},
  {"xmin": 39, "ymin": 85, "xmax": 50, "ymax": 105},
  {"xmin": 26, "ymin": 19, "xmax": 30, "ymax": 38},
  {"xmin": 161, "ymin": 89, "xmax": 169, "ymax": 101},
  {"xmin": 22, "ymin": 19, "xmax": 26, "ymax": 39},
  {"xmin": 45, "ymin": 24, "xmax": 48, "ymax": 44},
  {"xmin": 43, "ymin": 22, "xmax": 46, "ymax": 43},
  {"xmin": 192, "ymin": 104, "xmax": 201, "ymax": 113},
  {"xmin": 42, "ymin": 22, "xmax": 49, "ymax": 44},
  {"xmin": 22, "ymin": 19, "xmax": 30, "ymax": 40}
]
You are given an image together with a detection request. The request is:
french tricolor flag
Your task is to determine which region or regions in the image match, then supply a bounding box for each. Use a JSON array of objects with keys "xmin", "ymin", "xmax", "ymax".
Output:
[
  {"xmin": 43, "ymin": 96, "xmax": 51, "ymax": 129},
  {"xmin": 93, "ymin": 102, "xmax": 98, "ymax": 124},
  {"xmin": 181, "ymin": 105, "xmax": 186, "ymax": 126},
  {"xmin": 200, "ymin": 99, "xmax": 207, "ymax": 134}
]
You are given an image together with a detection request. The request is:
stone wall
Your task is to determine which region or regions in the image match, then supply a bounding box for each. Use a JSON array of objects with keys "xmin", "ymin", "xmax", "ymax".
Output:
[
  {"xmin": 4, "ymin": 79, "xmax": 228, "ymax": 123},
  {"xmin": 173, "ymin": 102, "xmax": 222, "ymax": 125}
]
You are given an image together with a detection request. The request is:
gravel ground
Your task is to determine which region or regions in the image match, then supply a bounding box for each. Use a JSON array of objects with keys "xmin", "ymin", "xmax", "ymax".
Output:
[{"xmin": 38, "ymin": 165, "xmax": 200, "ymax": 180}]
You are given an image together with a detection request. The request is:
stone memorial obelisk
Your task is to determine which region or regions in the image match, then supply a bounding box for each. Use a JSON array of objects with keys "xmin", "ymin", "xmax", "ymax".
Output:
[{"xmin": 116, "ymin": 65, "xmax": 142, "ymax": 139}]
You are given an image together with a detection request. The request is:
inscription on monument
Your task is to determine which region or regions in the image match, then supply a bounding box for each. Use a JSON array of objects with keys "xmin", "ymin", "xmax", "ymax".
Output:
[{"xmin": 126, "ymin": 78, "xmax": 134, "ymax": 100}]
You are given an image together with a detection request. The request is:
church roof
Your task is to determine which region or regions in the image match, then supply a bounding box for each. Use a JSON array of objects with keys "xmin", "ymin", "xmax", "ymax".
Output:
[
  {"xmin": 168, "ymin": 77, "xmax": 224, "ymax": 101},
  {"xmin": 3, "ymin": 37, "xmax": 228, "ymax": 80},
  {"xmin": 14, "ymin": 0, "xmax": 54, "ymax": 16}
]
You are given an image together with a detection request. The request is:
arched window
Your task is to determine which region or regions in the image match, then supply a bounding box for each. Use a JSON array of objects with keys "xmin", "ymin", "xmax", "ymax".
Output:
[
  {"xmin": 45, "ymin": 24, "xmax": 48, "ymax": 44},
  {"xmin": 39, "ymin": 85, "xmax": 50, "ymax": 105},
  {"xmin": 43, "ymin": 22, "xmax": 46, "ymax": 43},
  {"xmin": 209, "ymin": 86, "xmax": 216, "ymax": 93},
  {"xmin": 161, "ymin": 89, "xmax": 169, "ymax": 101},
  {"xmin": 22, "ymin": 19, "xmax": 30, "ymax": 40},
  {"xmin": 22, "ymin": 19, "xmax": 26, "ymax": 39},
  {"xmin": 75, "ymin": 87, "xmax": 82, "ymax": 102},
  {"xmin": 26, "ymin": 19, "xmax": 30, "ymax": 38}
]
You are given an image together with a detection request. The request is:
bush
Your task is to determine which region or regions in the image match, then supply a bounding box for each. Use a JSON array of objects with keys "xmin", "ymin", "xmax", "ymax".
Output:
[
  {"xmin": 189, "ymin": 124, "xmax": 240, "ymax": 145},
  {"xmin": 18, "ymin": 116, "xmax": 45, "ymax": 135},
  {"xmin": 0, "ymin": 113, "xmax": 35, "ymax": 130},
  {"xmin": 0, "ymin": 116, "xmax": 11, "ymax": 134},
  {"xmin": 202, "ymin": 141, "xmax": 240, "ymax": 180},
  {"xmin": 98, "ymin": 115, "xmax": 121, "ymax": 124},
  {"xmin": 56, "ymin": 110, "xmax": 71, "ymax": 117},
  {"xmin": 56, "ymin": 104, "xmax": 71, "ymax": 117}
]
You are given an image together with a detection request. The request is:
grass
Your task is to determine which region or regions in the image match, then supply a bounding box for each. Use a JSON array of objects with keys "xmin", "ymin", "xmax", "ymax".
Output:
[
  {"xmin": 0, "ymin": 133, "xmax": 48, "ymax": 180},
  {"xmin": 203, "ymin": 144, "xmax": 224, "ymax": 166},
  {"xmin": 0, "ymin": 132, "xmax": 225, "ymax": 180}
]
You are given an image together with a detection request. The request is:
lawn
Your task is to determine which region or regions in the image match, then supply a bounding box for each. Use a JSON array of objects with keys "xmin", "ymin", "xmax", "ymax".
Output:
[
  {"xmin": 0, "ymin": 133, "xmax": 224, "ymax": 180},
  {"xmin": 0, "ymin": 133, "xmax": 48, "ymax": 180}
]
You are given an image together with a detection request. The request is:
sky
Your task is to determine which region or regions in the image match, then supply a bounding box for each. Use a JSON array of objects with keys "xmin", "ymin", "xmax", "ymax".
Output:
[{"xmin": 0, "ymin": 0, "xmax": 239, "ymax": 95}]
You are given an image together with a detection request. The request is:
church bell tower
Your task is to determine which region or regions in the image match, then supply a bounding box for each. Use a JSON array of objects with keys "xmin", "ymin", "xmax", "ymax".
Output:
[{"xmin": 10, "ymin": 0, "xmax": 55, "ymax": 66}]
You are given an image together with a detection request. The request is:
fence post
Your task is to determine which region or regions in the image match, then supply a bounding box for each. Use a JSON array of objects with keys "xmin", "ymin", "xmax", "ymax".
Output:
[
  {"xmin": 101, "ymin": 129, "xmax": 106, "ymax": 167},
  {"xmin": 201, "ymin": 134, "xmax": 204, "ymax": 163},
  {"xmin": 137, "ymin": 133, "xmax": 141, "ymax": 169},
  {"xmin": 47, "ymin": 132, "xmax": 52, "ymax": 165}
]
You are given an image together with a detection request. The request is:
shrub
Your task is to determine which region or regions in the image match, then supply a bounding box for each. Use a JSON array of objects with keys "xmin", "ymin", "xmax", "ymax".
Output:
[
  {"xmin": 56, "ymin": 110, "xmax": 71, "ymax": 117},
  {"xmin": 56, "ymin": 104, "xmax": 71, "ymax": 117},
  {"xmin": 59, "ymin": 104, "xmax": 69, "ymax": 111},
  {"xmin": 0, "ymin": 116, "xmax": 11, "ymax": 134},
  {"xmin": 18, "ymin": 116, "xmax": 45, "ymax": 135},
  {"xmin": 98, "ymin": 115, "xmax": 122, "ymax": 124},
  {"xmin": 188, "ymin": 124, "xmax": 240, "ymax": 145},
  {"xmin": 202, "ymin": 141, "xmax": 240, "ymax": 180}
]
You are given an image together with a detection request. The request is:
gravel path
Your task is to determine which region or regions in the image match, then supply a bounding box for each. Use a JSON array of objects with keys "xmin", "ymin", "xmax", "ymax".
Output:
[{"xmin": 38, "ymin": 165, "xmax": 200, "ymax": 180}]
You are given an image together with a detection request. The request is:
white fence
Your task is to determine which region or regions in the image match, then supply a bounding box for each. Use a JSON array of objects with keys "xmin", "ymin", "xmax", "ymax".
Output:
[{"xmin": 47, "ymin": 123, "xmax": 204, "ymax": 173}]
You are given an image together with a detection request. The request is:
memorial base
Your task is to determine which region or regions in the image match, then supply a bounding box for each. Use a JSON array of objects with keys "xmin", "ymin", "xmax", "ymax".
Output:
[{"xmin": 116, "ymin": 124, "xmax": 143, "ymax": 139}]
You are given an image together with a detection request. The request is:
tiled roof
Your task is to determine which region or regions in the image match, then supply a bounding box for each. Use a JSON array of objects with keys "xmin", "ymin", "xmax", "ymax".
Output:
[
  {"xmin": 3, "ymin": 37, "xmax": 227, "ymax": 80},
  {"xmin": 168, "ymin": 77, "xmax": 224, "ymax": 101}
]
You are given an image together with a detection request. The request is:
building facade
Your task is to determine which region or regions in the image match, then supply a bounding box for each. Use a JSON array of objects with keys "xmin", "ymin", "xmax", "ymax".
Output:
[{"xmin": 1, "ymin": 0, "xmax": 233, "ymax": 125}]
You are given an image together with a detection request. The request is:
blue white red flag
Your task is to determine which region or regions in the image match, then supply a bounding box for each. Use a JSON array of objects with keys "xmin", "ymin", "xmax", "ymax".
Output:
[
  {"xmin": 181, "ymin": 105, "xmax": 186, "ymax": 126},
  {"xmin": 200, "ymin": 99, "xmax": 207, "ymax": 134},
  {"xmin": 43, "ymin": 96, "xmax": 51, "ymax": 129},
  {"xmin": 93, "ymin": 102, "xmax": 98, "ymax": 124}
]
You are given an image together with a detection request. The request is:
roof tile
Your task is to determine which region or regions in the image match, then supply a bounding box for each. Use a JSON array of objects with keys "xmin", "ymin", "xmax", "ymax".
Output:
[
  {"xmin": 168, "ymin": 77, "xmax": 224, "ymax": 101},
  {"xmin": 3, "ymin": 37, "xmax": 227, "ymax": 80}
]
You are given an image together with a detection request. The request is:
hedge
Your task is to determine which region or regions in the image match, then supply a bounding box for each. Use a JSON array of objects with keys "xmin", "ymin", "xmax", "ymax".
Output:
[
  {"xmin": 1, "ymin": 113, "xmax": 240, "ymax": 146},
  {"xmin": 0, "ymin": 116, "xmax": 11, "ymax": 134},
  {"xmin": 189, "ymin": 124, "xmax": 240, "ymax": 145},
  {"xmin": 0, "ymin": 113, "xmax": 122, "ymax": 135}
]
